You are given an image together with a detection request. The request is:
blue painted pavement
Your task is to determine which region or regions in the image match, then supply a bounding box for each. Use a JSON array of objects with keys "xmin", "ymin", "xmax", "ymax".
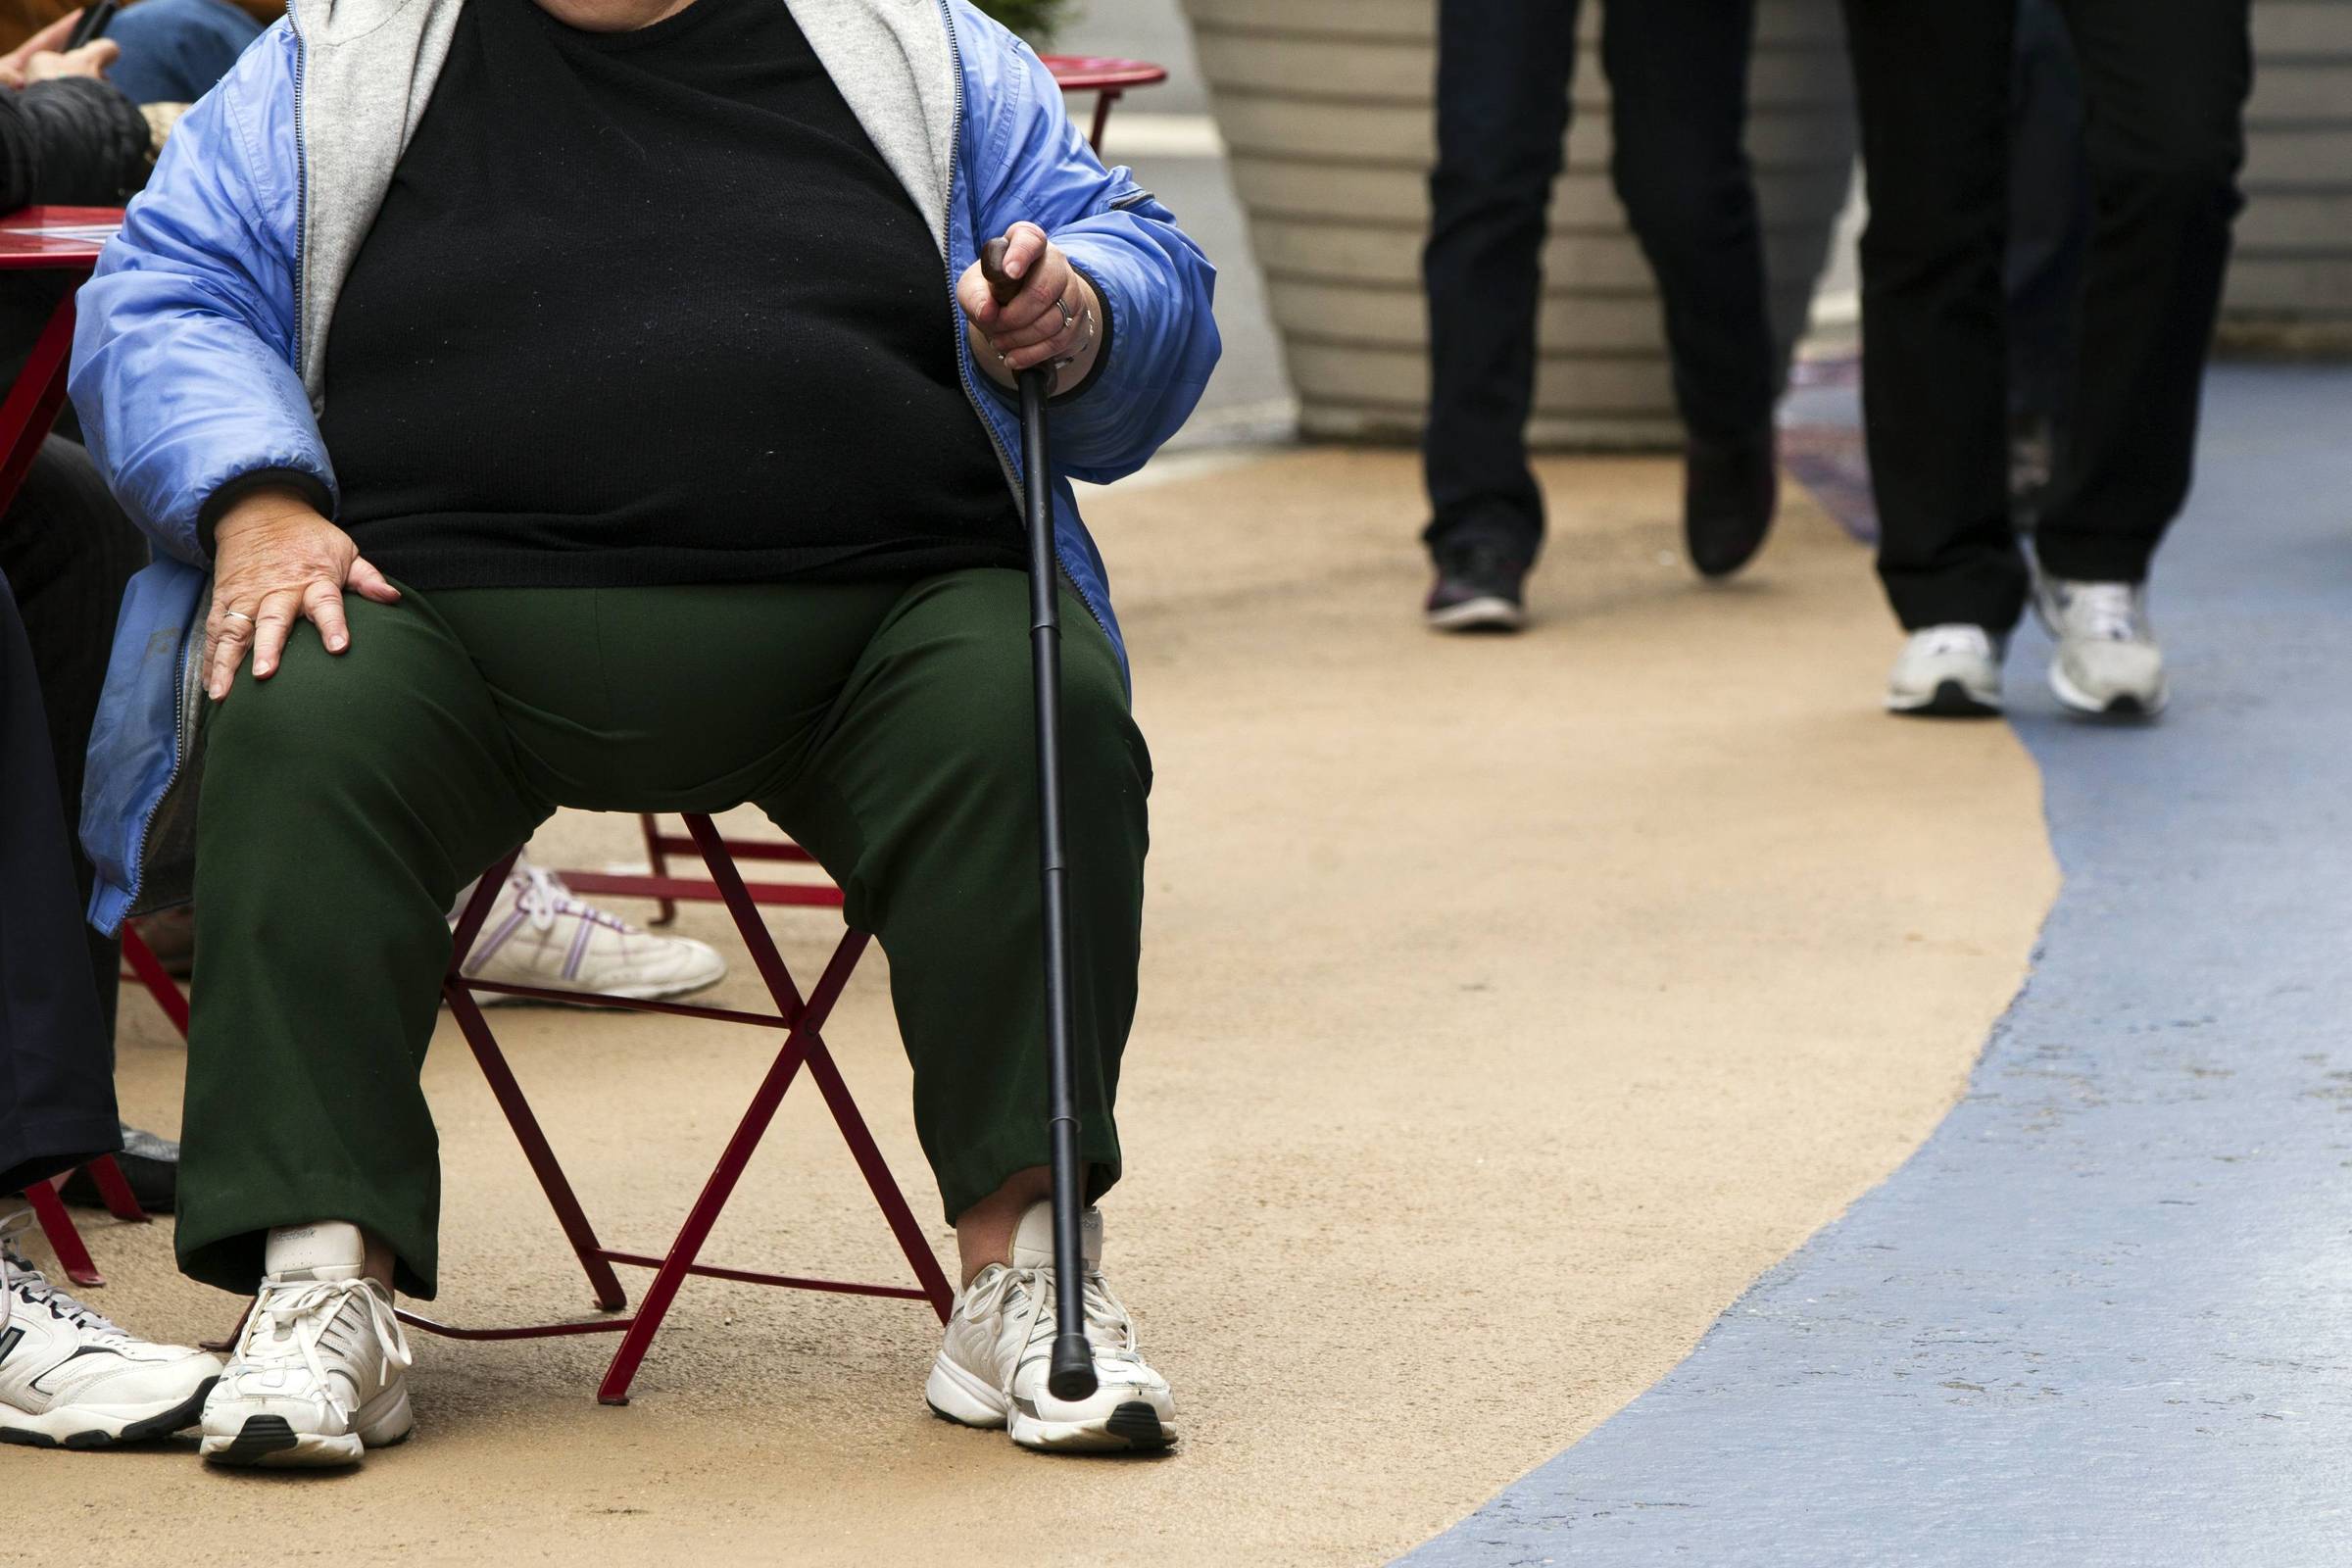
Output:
[{"xmin": 1402, "ymin": 365, "xmax": 2352, "ymax": 1567}]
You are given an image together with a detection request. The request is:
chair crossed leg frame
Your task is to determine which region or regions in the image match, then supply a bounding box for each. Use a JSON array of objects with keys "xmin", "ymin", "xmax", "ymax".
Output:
[{"xmin": 411, "ymin": 813, "xmax": 955, "ymax": 1404}]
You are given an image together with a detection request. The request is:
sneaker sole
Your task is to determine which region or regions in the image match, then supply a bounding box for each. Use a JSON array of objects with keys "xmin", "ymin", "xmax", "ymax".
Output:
[
  {"xmin": 1426, "ymin": 596, "xmax": 1526, "ymax": 634},
  {"xmin": 925, "ymin": 1353, "xmax": 1175, "ymax": 1454},
  {"xmin": 467, "ymin": 970, "xmax": 727, "ymax": 1007},
  {"xmin": 2048, "ymin": 662, "xmax": 2167, "ymax": 720},
  {"xmin": 1886, "ymin": 677, "xmax": 2003, "ymax": 718},
  {"xmin": 0, "ymin": 1376, "xmax": 218, "ymax": 1449},
  {"xmin": 201, "ymin": 1383, "xmax": 414, "ymax": 1469}
]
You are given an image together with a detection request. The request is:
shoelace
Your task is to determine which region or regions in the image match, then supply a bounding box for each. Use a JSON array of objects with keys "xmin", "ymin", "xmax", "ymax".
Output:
[
  {"xmin": 967, "ymin": 1263, "xmax": 1149, "ymax": 1373},
  {"xmin": 511, "ymin": 864, "xmax": 632, "ymax": 937},
  {"xmin": 0, "ymin": 1205, "xmax": 127, "ymax": 1343},
  {"xmin": 2062, "ymin": 582, "xmax": 2140, "ymax": 643},
  {"xmin": 231, "ymin": 1275, "xmax": 414, "ymax": 1420},
  {"xmin": 1917, "ymin": 624, "xmax": 1993, "ymax": 659}
]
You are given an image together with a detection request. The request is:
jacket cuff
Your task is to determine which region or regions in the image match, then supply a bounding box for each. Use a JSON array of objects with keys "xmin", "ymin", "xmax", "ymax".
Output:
[
  {"xmin": 195, "ymin": 466, "xmax": 333, "ymax": 559},
  {"xmin": 1051, "ymin": 260, "xmax": 1116, "ymax": 407}
]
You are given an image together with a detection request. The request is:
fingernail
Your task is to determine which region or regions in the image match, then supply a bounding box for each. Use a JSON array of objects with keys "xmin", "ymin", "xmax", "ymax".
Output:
[{"xmin": 329, "ymin": 635, "xmax": 347, "ymax": 651}]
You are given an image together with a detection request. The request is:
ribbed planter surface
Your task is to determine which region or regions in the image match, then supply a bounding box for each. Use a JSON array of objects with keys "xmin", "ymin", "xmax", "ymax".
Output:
[
  {"xmin": 2223, "ymin": 0, "xmax": 2352, "ymax": 350},
  {"xmin": 1181, "ymin": 0, "xmax": 1858, "ymax": 448}
]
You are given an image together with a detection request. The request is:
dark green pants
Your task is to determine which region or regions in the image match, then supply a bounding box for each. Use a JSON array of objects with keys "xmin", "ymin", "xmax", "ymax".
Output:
[{"xmin": 178, "ymin": 570, "xmax": 1148, "ymax": 1298}]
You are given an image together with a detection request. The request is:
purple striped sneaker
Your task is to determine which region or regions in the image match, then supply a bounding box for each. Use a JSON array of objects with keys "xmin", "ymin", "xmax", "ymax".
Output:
[{"xmin": 454, "ymin": 859, "xmax": 726, "ymax": 1004}]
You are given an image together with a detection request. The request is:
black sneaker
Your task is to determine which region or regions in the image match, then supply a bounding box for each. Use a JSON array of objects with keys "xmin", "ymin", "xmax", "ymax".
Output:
[
  {"xmin": 1424, "ymin": 542, "xmax": 1530, "ymax": 632},
  {"xmin": 1684, "ymin": 427, "xmax": 1779, "ymax": 579},
  {"xmin": 60, "ymin": 1125, "xmax": 178, "ymax": 1213}
]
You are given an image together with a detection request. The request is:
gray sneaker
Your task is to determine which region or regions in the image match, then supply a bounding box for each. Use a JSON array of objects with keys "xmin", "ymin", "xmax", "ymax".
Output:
[{"xmin": 2034, "ymin": 576, "xmax": 2167, "ymax": 718}]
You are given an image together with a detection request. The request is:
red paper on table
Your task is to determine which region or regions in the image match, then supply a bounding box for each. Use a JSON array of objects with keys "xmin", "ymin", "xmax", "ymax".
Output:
[{"xmin": 0, "ymin": 205, "xmax": 124, "ymax": 270}]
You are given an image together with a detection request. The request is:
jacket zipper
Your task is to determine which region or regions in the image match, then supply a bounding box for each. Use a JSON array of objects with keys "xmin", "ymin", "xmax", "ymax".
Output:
[{"xmin": 934, "ymin": 0, "xmax": 1112, "ymax": 645}]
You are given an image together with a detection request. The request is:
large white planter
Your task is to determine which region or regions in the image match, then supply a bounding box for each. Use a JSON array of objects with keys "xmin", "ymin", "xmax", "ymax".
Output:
[
  {"xmin": 1180, "ymin": 0, "xmax": 1859, "ymax": 448},
  {"xmin": 2222, "ymin": 0, "xmax": 2352, "ymax": 351}
]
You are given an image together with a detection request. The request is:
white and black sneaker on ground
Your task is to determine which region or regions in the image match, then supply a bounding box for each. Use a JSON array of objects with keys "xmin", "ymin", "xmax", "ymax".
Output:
[
  {"xmin": 199, "ymin": 1222, "xmax": 414, "ymax": 1468},
  {"xmin": 2034, "ymin": 573, "xmax": 2168, "ymax": 718},
  {"xmin": 926, "ymin": 1202, "xmax": 1175, "ymax": 1453},
  {"xmin": 1886, "ymin": 624, "xmax": 2006, "ymax": 717},
  {"xmin": 0, "ymin": 1201, "xmax": 221, "ymax": 1448}
]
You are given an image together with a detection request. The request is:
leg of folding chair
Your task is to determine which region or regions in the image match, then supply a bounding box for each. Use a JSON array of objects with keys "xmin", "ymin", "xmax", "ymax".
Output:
[
  {"xmin": 638, "ymin": 811, "xmax": 678, "ymax": 926},
  {"xmin": 447, "ymin": 850, "xmax": 629, "ymax": 1314},
  {"xmin": 683, "ymin": 815, "xmax": 952, "ymax": 1319},
  {"xmin": 594, "ymin": 928, "xmax": 861, "ymax": 1405},
  {"xmin": 23, "ymin": 1181, "xmax": 103, "ymax": 1287},
  {"xmin": 84, "ymin": 1155, "xmax": 150, "ymax": 1223},
  {"xmin": 120, "ymin": 924, "xmax": 189, "ymax": 1037}
]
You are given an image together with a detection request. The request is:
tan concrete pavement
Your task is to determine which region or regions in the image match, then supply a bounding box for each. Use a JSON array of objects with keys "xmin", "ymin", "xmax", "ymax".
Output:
[{"xmin": 47, "ymin": 449, "xmax": 2055, "ymax": 1565}]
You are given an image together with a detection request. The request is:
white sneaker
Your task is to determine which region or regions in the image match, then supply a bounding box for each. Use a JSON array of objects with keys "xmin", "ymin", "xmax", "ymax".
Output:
[
  {"xmin": 926, "ymin": 1202, "xmax": 1175, "ymax": 1452},
  {"xmin": 199, "ymin": 1223, "xmax": 415, "ymax": 1468},
  {"xmin": 1886, "ymin": 623, "xmax": 2005, "ymax": 716},
  {"xmin": 2034, "ymin": 575, "xmax": 2168, "ymax": 717},
  {"xmin": 456, "ymin": 858, "xmax": 726, "ymax": 1004},
  {"xmin": 0, "ymin": 1204, "xmax": 222, "ymax": 1448}
]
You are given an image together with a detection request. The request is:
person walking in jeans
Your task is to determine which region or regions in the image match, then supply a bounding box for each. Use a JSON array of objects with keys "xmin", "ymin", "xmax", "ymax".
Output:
[
  {"xmin": 1858, "ymin": 0, "xmax": 2251, "ymax": 718},
  {"xmin": 1421, "ymin": 0, "xmax": 1782, "ymax": 631}
]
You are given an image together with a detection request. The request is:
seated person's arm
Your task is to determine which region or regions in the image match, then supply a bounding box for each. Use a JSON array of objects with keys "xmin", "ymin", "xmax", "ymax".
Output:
[
  {"xmin": 951, "ymin": 7, "xmax": 1221, "ymax": 485},
  {"xmin": 69, "ymin": 28, "xmax": 378, "ymax": 698}
]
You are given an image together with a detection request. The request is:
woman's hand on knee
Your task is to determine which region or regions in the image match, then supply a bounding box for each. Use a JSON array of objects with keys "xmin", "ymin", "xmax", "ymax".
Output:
[{"xmin": 206, "ymin": 486, "xmax": 400, "ymax": 701}]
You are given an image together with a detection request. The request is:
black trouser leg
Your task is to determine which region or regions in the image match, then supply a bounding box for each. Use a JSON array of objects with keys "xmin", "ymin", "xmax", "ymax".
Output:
[
  {"xmin": 1602, "ymin": 0, "xmax": 1777, "ymax": 449},
  {"xmin": 1422, "ymin": 0, "xmax": 1578, "ymax": 561},
  {"xmin": 0, "ymin": 571, "xmax": 120, "ymax": 1194},
  {"xmin": 1840, "ymin": 0, "xmax": 2021, "ymax": 632},
  {"xmin": 2007, "ymin": 0, "xmax": 2090, "ymax": 431},
  {"xmin": 2034, "ymin": 0, "xmax": 2249, "ymax": 584},
  {"xmin": 0, "ymin": 439, "xmax": 147, "ymax": 1064}
]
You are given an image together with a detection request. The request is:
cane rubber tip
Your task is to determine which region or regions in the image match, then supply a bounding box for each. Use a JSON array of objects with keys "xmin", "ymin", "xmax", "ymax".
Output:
[
  {"xmin": 1048, "ymin": 1335, "xmax": 1098, "ymax": 1401},
  {"xmin": 980, "ymin": 236, "xmax": 1021, "ymax": 307}
]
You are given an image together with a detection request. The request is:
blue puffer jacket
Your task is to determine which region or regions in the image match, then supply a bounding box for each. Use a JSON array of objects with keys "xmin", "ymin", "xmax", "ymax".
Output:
[{"xmin": 70, "ymin": 0, "xmax": 1219, "ymax": 934}]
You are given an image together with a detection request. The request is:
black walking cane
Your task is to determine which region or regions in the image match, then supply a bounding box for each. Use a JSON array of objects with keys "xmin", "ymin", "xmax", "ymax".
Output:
[{"xmin": 980, "ymin": 237, "xmax": 1098, "ymax": 1403}]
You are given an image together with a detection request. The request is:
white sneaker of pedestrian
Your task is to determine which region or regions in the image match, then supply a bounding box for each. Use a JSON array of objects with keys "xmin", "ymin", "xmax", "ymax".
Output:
[
  {"xmin": 2034, "ymin": 575, "xmax": 2168, "ymax": 717},
  {"xmin": 925, "ymin": 1202, "xmax": 1175, "ymax": 1452},
  {"xmin": 1886, "ymin": 624, "xmax": 2005, "ymax": 716},
  {"xmin": 0, "ymin": 1204, "xmax": 222, "ymax": 1448},
  {"xmin": 199, "ymin": 1222, "xmax": 414, "ymax": 1468},
  {"xmin": 455, "ymin": 858, "xmax": 726, "ymax": 1004}
]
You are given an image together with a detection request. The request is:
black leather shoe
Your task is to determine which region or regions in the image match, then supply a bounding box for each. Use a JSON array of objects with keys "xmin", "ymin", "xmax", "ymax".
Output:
[
  {"xmin": 1684, "ymin": 428, "xmax": 1779, "ymax": 579},
  {"xmin": 60, "ymin": 1125, "xmax": 178, "ymax": 1213},
  {"xmin": 1424, "ymin": 542, "xmax": 1530, "ymax": 632}
]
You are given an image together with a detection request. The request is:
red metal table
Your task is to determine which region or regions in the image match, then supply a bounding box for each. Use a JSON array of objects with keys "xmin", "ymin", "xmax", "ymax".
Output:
[
  {"xmin": 1041, "ymin": 54, "xmax": 1168, "ymax": 156},
  {"xmin": 0, "ymin": 206, "xmax": 120, "ymax": 517}
]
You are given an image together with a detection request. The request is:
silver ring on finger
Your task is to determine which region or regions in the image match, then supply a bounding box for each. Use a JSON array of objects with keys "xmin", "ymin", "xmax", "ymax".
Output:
[
  {"xmin": 221, "ymin": 610, "xmax": 255, "ymax": 625},
  {"xmin": 1054, "ymin": 294, "xmax": 1076, "ymax": 332}
]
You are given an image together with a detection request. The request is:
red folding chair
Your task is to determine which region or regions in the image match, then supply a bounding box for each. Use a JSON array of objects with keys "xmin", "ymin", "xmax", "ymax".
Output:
[
  {"xmin": 18, "ymin": 1157, "xmax": 151, "ymax": 1288},
  {"xmin": 412, "ymin": 813, "xmax": 952, "ymax": 1404},
  {"xmin": 119, "ymin": 818, "xmax": 950, "ymax": 1404}
]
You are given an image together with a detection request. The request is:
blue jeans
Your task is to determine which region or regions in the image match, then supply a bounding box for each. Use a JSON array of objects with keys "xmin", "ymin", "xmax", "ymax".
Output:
[{"xmin": 104, "ymin": 0, "xmax": 262, "ymax": 106}]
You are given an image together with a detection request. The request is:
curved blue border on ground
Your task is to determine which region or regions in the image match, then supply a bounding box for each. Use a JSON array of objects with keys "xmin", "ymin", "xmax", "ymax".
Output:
[{"xmin": 1399, "ymin": 365, "xmax": 2352, "ymax": 1567}]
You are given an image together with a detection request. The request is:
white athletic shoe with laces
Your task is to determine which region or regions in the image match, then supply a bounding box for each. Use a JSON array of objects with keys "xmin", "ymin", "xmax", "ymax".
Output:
[
  {"xmin": 456, "ymin": 858, "xmax": 726, "ymax": 1004},
  {"xmin": 926, "ymin": 1201, "xmax": 1175, "ymax": 1452},
  {"xmin": 199, "ymin": 1222, "xmax": 415, "ymax": 1468},
  {"xmin": 1886, "ymin": 623, "xmax": 2006, "ymax": 716},
  {"xmin": 0, "ymin": 1203, "xmax": 222, "ymax": 1448},
  {"xmin": 2034, "ymin": 574, "xmax": 2168, "ymax": 717}
]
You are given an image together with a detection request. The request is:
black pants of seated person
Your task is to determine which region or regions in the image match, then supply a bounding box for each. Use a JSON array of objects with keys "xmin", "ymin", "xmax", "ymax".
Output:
[
  {"xmin": 0, "ymin": 488, "xmax": 131, "ymax": 1190},
  {"xmin": 0, "ymin": 438, "xmax": 146, "ymax": 1063},
  {"xmin": 1422, "ymin": 0, "xmax": 1777, "ymax": 560}
]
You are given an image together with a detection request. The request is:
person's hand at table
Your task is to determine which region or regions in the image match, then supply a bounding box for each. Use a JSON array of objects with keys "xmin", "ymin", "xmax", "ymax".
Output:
[
  {"xmin": 957, "ymin": 220, "xmax": 1102, "ymax": 396},
  {"xmin": 205, "ymin": 486, "xmax": 401, "ymax": 701},
  {"xmin": 0, "ymin": 11, "xmax": 117, "ymax": 86}
]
